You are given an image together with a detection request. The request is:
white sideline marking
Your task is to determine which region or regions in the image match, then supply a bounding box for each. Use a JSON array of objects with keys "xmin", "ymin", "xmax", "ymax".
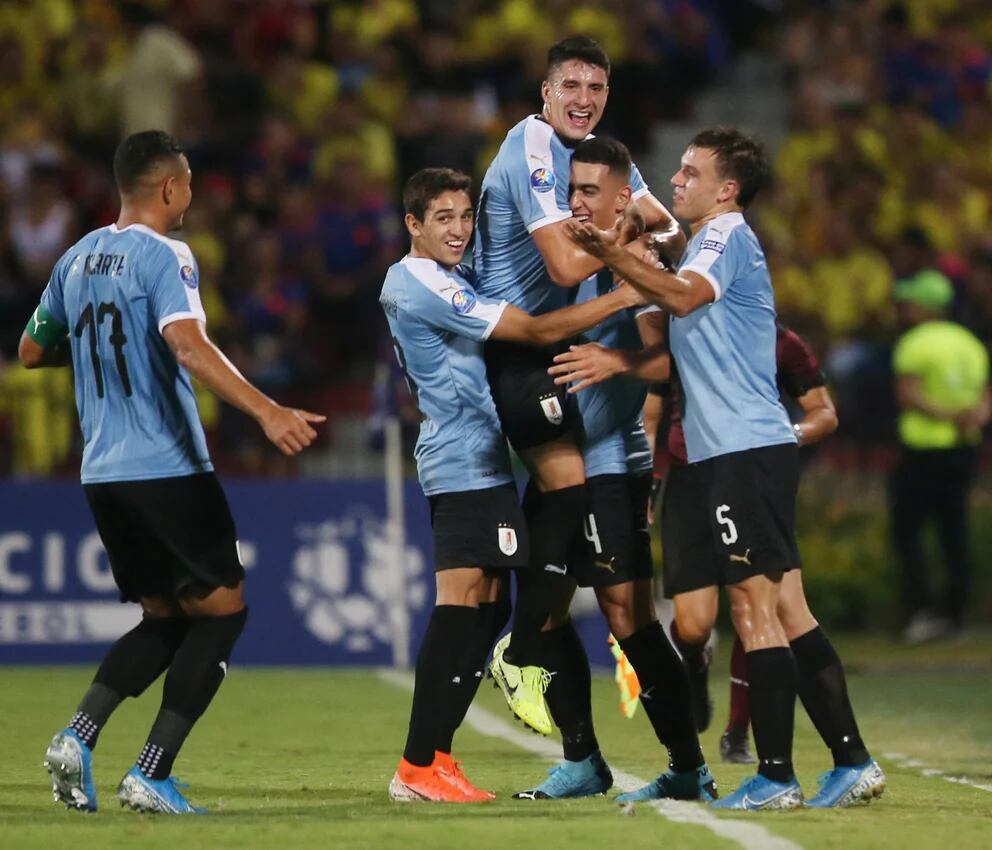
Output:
[
  {"xmin": 882, "ymin": 752, "xmax": 992, "ymax": 794},
  {"xmin": 379, "ymin": 669, "xmax": 801, "ymax": 850}
]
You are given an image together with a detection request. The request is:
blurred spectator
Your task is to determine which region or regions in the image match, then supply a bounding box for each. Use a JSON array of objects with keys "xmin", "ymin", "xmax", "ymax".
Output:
[
  {"xmin": 7, "ymin": 162, "xmax": 77, "ymax": 291},
  {"xmin": 889, "ymin": 271, "xmax": 990, "ymax": 643}
]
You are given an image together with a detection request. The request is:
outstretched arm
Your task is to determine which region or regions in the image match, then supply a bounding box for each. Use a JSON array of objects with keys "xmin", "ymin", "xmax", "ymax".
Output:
[{"xmin": 162, "ymin": 319, "xmax": 325, "ymax": 456}]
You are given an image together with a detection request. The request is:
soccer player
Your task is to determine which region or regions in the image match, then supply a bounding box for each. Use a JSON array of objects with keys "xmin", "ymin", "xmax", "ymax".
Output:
[
  {"xmin": 567, "ymin": 126, "xmax": 884, "ymax": 809},
  {"xmin": 20, "ymin": 131, "xmax": 325, "ymax": 814},
  {"xmin": 380, "ymin": 167, "xmax": 645, "ymax": 803},
  {"xmin": 506, "ymin": 137, "xmax": 715, "ymax": 802},
  {"xmin": 476, "ymin": 34, "xmax": 684, "ymax": 743}
]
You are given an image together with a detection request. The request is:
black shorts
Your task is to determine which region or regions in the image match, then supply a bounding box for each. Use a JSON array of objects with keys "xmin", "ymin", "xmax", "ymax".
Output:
[
  {"xmin": 84, "ymin": 472, "xmax": 244, "ymax": 603},
  {"xmin": 428, "ymin": 482, "xmax": 529, "ymax": 571},
  {"xmin": 660, "ymin": 444, "xmax": 800, "ymax": 597},
  {"xmin": 484, "ymin": 339, "xmax": 577, "ymax": 452},
  {"xmin": 567, "ymin": 474, "xmax": 654, "ymax": 588}
]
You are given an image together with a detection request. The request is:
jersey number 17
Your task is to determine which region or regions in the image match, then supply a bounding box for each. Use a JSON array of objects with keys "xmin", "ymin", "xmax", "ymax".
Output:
[{"xmin": 74, "ymin": 301, "xmax": 132, "ymax": 398}]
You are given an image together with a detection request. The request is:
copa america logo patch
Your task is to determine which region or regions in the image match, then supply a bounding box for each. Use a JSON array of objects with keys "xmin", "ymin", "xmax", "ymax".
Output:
[
  {"xmin": 180, "ymin": 264, "xmax": 199, "ymax": 288},
  {"xmin": 699, "ymin": 239, "xmax": 726, "ymax": 255},
  {"xmin": 451, "ymin": 289, "xmax": 476, "ymax": 314},
  {"xmin": 530, "ymin": 167, "xmax": 555, "ymax": 193},
  {"xmin": 498, "ymin": 524, "xmax": 518, "ymax": 556}
]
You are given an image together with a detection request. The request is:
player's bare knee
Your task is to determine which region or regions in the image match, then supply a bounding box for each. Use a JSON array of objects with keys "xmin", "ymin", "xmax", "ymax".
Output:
[
  {"xmin": 140, "ymin": 596, "xmax": 183, "ymax": 618},
  {"xmin": 179, "ymin": 582, "xmax": 245, "ymax": 617}
]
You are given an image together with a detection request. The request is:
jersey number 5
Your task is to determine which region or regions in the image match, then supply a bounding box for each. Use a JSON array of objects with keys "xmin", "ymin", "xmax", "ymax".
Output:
[
  {"xmin": 715, "ymin": 504, "xmax": 738, "ymax": 545},
  {"xmin": 74, "ymin": 302, "xmax": 132, "ymax": 398}
]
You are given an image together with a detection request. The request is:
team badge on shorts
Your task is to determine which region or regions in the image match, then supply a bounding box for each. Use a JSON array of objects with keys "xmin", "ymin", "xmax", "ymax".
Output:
[
  {"xmin": 451, "ymin": 289, "xmax": 476, "ymax": 314},
  {"xmin": 530, "ymin": 168, "xmax": 555, "ymax": 193},
  {"xmin": 539, "ymin": 395, "xmax": 563, "ymax": 425},
  {"xmin": 498, "ymin": 524, "xmax": 518, "ymax": 556}
]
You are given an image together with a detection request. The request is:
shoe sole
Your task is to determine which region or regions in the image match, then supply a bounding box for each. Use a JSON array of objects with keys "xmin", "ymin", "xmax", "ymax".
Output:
[
  {"xmin": 388, "ymin": 774, "xmax": 480, "ymax": 804},
  {"xmin": 116, "ymin": 773, "xmax": 194, "ymax": 814},
  {"xmin": 44, "ymin": 736, "xmax": 94, "ymax": 812},
  {"xmin": 810, "ymin": 773, "xmax": 887, "ymax": 808}
]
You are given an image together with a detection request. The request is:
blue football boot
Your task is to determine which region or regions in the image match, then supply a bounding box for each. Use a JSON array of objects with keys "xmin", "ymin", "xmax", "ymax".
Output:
[
  {"xmin": 117, "ymin": 766, "xmax": 206, "ymax": 814},
  {"xmin": 806, "ymin": 759, "xmax": 886, "ymax": 808},
  {"xmin": 710, "ymin": 773, "xmax": 804, "ymax": 810},
  {"xmin": 512, "ymin": 751, "xmax": 613, "ymax": 799},
  {"xmin": 44, "ymin": 728, "xmax": 97, "ymax": 812},
  {"xmin": 616, "ymin": 763, "xmax": 718, "ymax": 803}
]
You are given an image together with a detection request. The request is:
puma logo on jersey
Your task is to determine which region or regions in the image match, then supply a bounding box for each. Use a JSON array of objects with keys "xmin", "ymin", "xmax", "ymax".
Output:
[
  {"xmin": 729, "ymin": 549, "xmax": 751, "ymax": 565},
  {"xmin": 544, "ymin": 563, "xmax": 567, "ymax": 575},
  {"xmin": 31, "ymin": 307, "xmax": 47, "ymax": 334}
]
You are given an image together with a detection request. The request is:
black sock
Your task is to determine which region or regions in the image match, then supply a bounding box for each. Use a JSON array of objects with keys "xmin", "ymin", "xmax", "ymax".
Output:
[
  {"xmin": 507, "ymin": 483, "xmax": 585, "ymax": 665},
  {"xmin": 619, "ymin": 621, "xmax": 703, "ymax": 772},
  {"xmin": 404, "ymin": 605, "xmax": 479, "ymax": 767},
  {"xmin": 70, "ymin": 616, "xmax": 189, "ymax": 749},
  {"xmin": 536, "ymin": 620, "xmax": 598, "ymax": 762},
  {"xmin": 790, "ymin": 626, "xmax": 869, "ymax": 767},
  {"xmin": 437, "ymin": 599, "xmax": 511, "ymax": 754},
  {"xmin": 138, "ymin": 608, "xmax": 247, "ymax": 780},
  {"xmin": 747, "ymin": 647, "xmax": 797, "ymax": 783}
]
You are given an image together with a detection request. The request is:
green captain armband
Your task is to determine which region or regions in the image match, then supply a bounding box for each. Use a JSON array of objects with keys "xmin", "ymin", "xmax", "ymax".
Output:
[{"xmin": 25, "ymin": 304, "xmax": 69, "ymax": 349}]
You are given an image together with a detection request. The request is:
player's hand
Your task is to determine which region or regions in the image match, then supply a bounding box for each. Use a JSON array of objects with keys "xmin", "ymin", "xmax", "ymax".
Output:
[
  {"xmin": 618, "ymin": 205, "xmax": 646, "ymax": 245},
  {"xmin": 565, "ymin": 218, "xmax": 622, "ymax": 260},
  {"xmin": 614, "ymin": 279, "xmax": 646, "ymax": 309},
  {"xmin": 260, "ymin": 405, "xmax": 327, "ymax": 455},
  {"xmin": 548, "ymin": 342, "xmax": 625, "ymax": 392},
  {"xmin": 644, "ymin": 226, "xmax": 684, "ymax": 272}
]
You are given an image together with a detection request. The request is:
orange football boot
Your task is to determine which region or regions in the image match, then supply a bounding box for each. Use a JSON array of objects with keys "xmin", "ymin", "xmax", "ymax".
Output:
[
  {"xmin": 434, "ymin": 752, "xmax": 495, "ymax": 801},
  {"xmin": 388, "ymin": 757, "xmax": 474, "ymax": 803}
]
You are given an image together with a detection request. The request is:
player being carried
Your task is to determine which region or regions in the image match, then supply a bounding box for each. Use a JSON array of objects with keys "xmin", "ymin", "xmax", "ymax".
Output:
[
  {"xmin": 475, "ymin": 35, "xmax": 686, "ymax": 781},
  {"xmin": 379, "ymin": 167, "xmax": 645, "ymax": 803},
  {"xmin": 21, "ymin": 131, "xmax": 324, "ymax": 814}
]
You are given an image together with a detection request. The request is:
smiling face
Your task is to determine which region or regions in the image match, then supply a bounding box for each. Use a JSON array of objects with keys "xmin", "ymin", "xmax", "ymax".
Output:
[
  {"xmin": 569, "ymin": 161, "xmax": 631, "ymax": 228},
  {"xmin": 405, "ymin": 190, "xmax": 473, "ymax": 268},
  {"xmin": 542, "ymin": 60, "xmax": 609, "ymax": 142},
  {"xmin": 670, "ymin": 145, "xmax": 738, "ymax": 228}
]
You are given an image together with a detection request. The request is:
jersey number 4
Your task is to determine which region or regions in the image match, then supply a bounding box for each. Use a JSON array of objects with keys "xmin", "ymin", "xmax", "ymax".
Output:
[{"xmin": 74, "ymin": 301, "xmax": 132, "ymax": 398}]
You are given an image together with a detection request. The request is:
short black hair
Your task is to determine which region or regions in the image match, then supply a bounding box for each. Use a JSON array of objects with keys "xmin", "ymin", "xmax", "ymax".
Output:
[
  {"xmin": 112, "ymin": 130, "xmax": 185, "ymax": 194},
  {"xmin": 689, "ymin": 127, "xmax": 769, "ymax": 208},
  {"xmin": 402, "ymin": 168, "xmax": 472, "ymax": 221},
  {"xmin": 547, "ymin": 35, "xmax": 610, "ymax": 79},
  {"xmin": 571, "ymin": 136, "xmax": 631, "ymax": 179}
]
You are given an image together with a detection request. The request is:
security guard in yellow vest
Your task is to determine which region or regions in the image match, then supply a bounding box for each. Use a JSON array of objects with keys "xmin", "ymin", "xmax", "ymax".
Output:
[{"xmin": 890, "ymin": 270, "xmax": 991, "ymax": 643}]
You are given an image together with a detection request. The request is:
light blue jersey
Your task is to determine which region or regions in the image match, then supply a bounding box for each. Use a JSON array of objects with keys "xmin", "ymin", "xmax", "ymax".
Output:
[
  {"xmin": 40, "ymin": 223, "xmax": 211, "ymax": 484},
  {"xmin": 665, "ymin": 211, "xmax": 795, "ymax": 463},
  {"xmin": 379, "ymin": 256, "xmax": 513, "ymax": 496},
  {"xmin": 475, "ymin": 115, "xmax": 649, "ymax": 316},
  {"xmin": 570, "ymin": 270, "xmax": 652, "ymax": 477}
]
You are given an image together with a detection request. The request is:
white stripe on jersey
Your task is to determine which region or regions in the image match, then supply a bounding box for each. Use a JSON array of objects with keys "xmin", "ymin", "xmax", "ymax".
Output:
[
  {"xmin": 677, "ymin": 212, "xmax": 746, "ymax": 302},
  {"xmin": 400, "ymin": 256, "xmax": 508, "ymax": 340},
  {"xmin": 110, "ymin": 223, "xmax": 207, "ymax": 328},
  {"xmin": 523, "ymin": 117, "xmax": 572, "ymax": 234}
]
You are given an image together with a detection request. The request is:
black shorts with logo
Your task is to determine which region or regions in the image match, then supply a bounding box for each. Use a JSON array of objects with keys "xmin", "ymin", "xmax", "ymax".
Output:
[
  {"xmin": 84, "ymin": 472, "xmax": 244, "ymax": 603},
  {"xmin": 484, "ymin": 339, "xmax": 577, "ymax": 452},
  {"xmin": 429, "ymin": 482, "xmax": 530, "ymax": 571},
  {"xmin": 566, "ymin": 474, "xmax": 654, "ymax": 588},
  {"xmin": 660, "ymin": 443, "xmax": 800, "ymax": 597}
]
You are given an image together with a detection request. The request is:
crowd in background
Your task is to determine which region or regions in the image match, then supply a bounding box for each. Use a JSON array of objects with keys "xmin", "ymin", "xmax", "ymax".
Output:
[{"xmin": 0, "ymin": 0, "xmax": 989, "ymax": 475}]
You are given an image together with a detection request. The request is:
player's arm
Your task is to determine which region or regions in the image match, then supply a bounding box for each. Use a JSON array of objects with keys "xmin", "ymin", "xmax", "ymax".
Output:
[
  {"xmin": 161, "ymin": 319, "xmax": 325, "ymax": 456},
  {"xmin": 488, "ymin": 282, "xmax": 643, "ymax": 346},
  {"xmin": 894, "ymin": 375, "xmax": 960, "ymax": 421},
  {"xmin": 547, "ymin": 306, "xmax": 671, "ymax": 392},
  {"xmin": 793, "ymin": 386, "xmax": 838, "ymax": 446},
  {"xmin": 566, "ymin": 220, "xmax": 713, "ymax": 316},
  {"xmin": 18, "ymin": 305, "xmax": 71, "ymax": 368}
]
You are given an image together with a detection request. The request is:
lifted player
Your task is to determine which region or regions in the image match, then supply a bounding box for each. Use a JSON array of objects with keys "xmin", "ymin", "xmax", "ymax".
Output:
[
  {"xmin": 22, "ymin": 131, "xmax": 324, "ymax": 814},
  {"xmin": 380, "ymin": 167, "xmax": 644, "ymax": 803}
]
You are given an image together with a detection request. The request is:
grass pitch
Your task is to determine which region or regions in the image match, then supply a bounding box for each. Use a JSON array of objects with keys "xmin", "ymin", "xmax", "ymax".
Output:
[{"xmin": 2, "ymin": 633, "xmax": 991, "ymax": 850}]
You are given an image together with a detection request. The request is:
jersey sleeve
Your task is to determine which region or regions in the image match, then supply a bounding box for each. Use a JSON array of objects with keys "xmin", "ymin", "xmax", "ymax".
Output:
[
  {"xmin": 146, "ymin": 241, "xmax": 207, "ymax": 333},
  {"xmin": 406, "ymin": 265, "xmax": 508, "ymax": 341},
  {"xmin": 39, "ymin": 251, "xmax": 71, "ymax": 328},
  {"xmin": 776, "ymin": 326, "xmax": 827, "ymax": 399},
  {"xmin": 630, "ymin": 161, "xmax": 651, "ymax": 200},
  {"xmin": 679, "ymin": 222, "xmax": 748, "ymax": 302},
  {"xmin": 509, "ymin": 122, "xmax": 571, "ymax": 234}
]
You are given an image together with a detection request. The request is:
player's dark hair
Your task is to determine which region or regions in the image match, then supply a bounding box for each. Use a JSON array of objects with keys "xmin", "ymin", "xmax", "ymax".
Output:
[
  {"xmin": 689, "ymin": 127, "xmax": 769, "ymax": 209},
  {"xmin": 571, "ymin": 136, "xmax": 631, "ymax": 179},
  {"xmin": 403, "ymin": 168, "xmax": 472, "ymax": 221},
  {"xmin": 113, "ymin": 130, "xmax": 185, "ymax": 194},
  {"xmin": 547, "ymin": 35, "xmax": 610, "ymax": 78}
]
